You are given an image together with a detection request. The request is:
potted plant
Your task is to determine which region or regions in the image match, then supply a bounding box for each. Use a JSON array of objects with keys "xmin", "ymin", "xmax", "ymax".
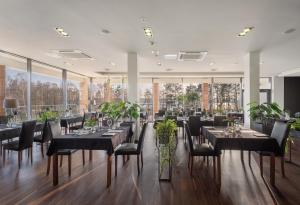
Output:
[
  {"xmin": 99, "ymin": 101, "xmax": 124, "ymax": 128},
  {"xmin": 156, "ymin": 119, "xmax": 177, "ymax": 181},
  {"xmin": 248, "ymin": 102, "xmax": 283, "ymax": 135},
  {"xmin": 37, "ymin": 109, "xmax": 59, "ymax": 122},
  {"xmin": 123, "ymin": 101, "xmax": 140, "ymax": 122}
]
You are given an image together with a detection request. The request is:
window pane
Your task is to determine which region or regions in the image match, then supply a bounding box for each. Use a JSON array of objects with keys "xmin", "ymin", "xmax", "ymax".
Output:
[
  {"xmin": 31, "ymin": 62, "xmax": 63, "ymax": 118},
  {"xmin": 0, "ymin": 53, "xmax": 28, "ymax": 121}
]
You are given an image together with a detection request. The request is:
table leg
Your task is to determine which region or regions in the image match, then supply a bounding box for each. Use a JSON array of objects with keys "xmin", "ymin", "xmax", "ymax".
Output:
[
  {"xmin": 217, "ymin": 155, "xmax": 221, "ymax": 191},
  {"xmin": 107, "ymin": 155, "xmax": 112, "ymax": 187},
  {"xmin": 240, "ymin": 150, "xmax": 244, "ymax": 162},
  {"xmin": 89, "ymin": 150, "xmax": 93, "ymax": 161},
  {"xmin": 270, "ymin": 154, "xmax": 275, "ymax": 186},
  {"xmin": 53, "ymin": 154, "xmax": 58, "ymax": 186}
]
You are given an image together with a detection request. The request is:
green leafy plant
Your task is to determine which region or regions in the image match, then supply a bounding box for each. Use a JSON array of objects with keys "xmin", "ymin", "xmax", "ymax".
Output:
[
  {"xmin": 37, "ymin": 110, "xmax": 59, "ymax": 122},
  {"xmin": 123, "ymin": 102, "xmax": 140, "ymax": 120},
  {"xmin": 84, "ymin": 118, "xmax": 97, "ymax": 127},
  {"xmin": 156, "ymin": 119, "xmax": 177, "ymax": 179},
  {"xmin": 99, "ymin": 101, "xmax": 125, "ymax": 122},
  {"xmin": 248, "ymin": 102, "xmax": 283, "ymax": 122}
]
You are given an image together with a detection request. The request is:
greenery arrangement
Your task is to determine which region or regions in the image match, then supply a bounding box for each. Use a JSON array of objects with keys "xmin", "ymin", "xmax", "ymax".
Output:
[
  {"xmin": 248, "ymin": 102, "xmax": 283, "ymax": 122},
  {"xmin": 291, "ymin": 118, "xmax": 300, "ymax": 131},
  {"xmin": 84, "ymin": 118, "xmax": 98, "ymax": 127},
  {"xmin": 37, "ymin": 110, "xmax": 59, "ymax": 122},
  {"xmin": 156, "ymin": 119, "xmax": 177, "ymax": 180},
  {"xmin": 99, "ymin": 101, "xmax": 140, "ymax": 122}
]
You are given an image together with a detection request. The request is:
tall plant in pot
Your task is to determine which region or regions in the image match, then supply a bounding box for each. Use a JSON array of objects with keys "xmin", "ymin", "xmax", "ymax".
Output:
[
  {"xmin": 123, "ymin": 101, "xmax": 140, "ymax": 122},
  {"xmin": 248, "ymin": 102, "xmax": 283, "ymax": 135},
  {"xmin": 156, "ymin": 119, "xmax": 177, "ymax": 181},
  {"xmin": 99, "ymin": 101, "xmax": 124, "ymax": 128}
]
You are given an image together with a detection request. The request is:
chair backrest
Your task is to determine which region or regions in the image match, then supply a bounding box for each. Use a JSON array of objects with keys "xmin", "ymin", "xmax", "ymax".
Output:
[
  {"xmin": 184, "ymin": 123, "xmax": 194, "ymax": 153},
  {"xmin": 213, "ymin": 115, "xmax": 227, "ymax": 126},
  {"xmin": 49, "ymin": 121, "xmax": 62, "ymax": 138},
  {"xmin": 270, "ymin": 121, "xmax": 291, "ymax": 154},
  {"xmin": 19, "ymin": 120, "xmax": 36, "ymax": 149},
  {"xmin": 188, "ymin": 116, "xmax": 201, "ymax": 136},
  {"xmin": 41, "ymin": 119, "xmax": 52, "ymax": 142},
  {"xmin": 137, "ymin": 123, "xmax": 148, "ymax": 153}
]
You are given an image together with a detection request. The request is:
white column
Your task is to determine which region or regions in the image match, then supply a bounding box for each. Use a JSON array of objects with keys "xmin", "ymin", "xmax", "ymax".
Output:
[
  {"xmin": 27, "ymin": 58, "xmax": 32, "ymax": 119},
  {"xmin": 272, "ymin": 76, "xmax": 284, "ymax": 109},
  {"xmin": 127, "ymin": 52, "xmax": 139, "ymax": 103},
  {"xmin": 243, "ymin": 51, "xmax": 260, "ymax": 128}
]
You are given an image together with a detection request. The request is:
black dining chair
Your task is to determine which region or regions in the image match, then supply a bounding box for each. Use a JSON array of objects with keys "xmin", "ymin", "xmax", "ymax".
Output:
[
  {"xmin": 114, "ymin": 123, "xmax": 147, "ymax": 176},
  {"xmin": 213, "ymin": 115, "xmax": 227, "ymax": 127},
  {"xmin": 188, "ymin": 116, "xmax": 202, "ymax": 143},
  {"xmin": 69, "ymin": 113, "xmax": 92, "ymax": 132},
  {"xmin": 249, "ymin": 120, "xmax": 290, "ymax": 177},
  {"xmin": 2, "ymin": 120, "xmax": 36, "ymax": 168},
  {"xmin": 46, "ymin": 121, "xmax": 83, "ymax": 176},
  {"xmin": 185, "ymin": 123, "xmax": 220, "ymax": 177},
  {"xmin": 33, "ymin": 120, "xmax": 52, "ymax": 158}
]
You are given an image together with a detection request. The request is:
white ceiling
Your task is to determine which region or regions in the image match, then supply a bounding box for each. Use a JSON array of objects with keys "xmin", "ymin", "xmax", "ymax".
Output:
[{"xmin": 0, "ymin": 0, "xmax": 300, "ymax": 77}]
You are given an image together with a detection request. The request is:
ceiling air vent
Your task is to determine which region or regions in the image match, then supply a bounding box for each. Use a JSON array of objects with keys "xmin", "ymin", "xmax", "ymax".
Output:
[
  {"xmin": 177, "ymin": 51, "xmax": 208, "ymax": 62},
  {"xmin": 55, "ymin": 50, "xmax": 93, "ymax": 59}
]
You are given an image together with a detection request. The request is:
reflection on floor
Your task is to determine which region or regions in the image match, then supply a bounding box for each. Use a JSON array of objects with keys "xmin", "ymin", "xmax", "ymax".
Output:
[{"xmin": 0, "ymin": 124, "xmax": 298, "ymax": 205}]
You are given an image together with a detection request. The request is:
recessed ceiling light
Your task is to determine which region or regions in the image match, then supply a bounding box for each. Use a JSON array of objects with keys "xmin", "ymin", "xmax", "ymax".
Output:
[
  {"xmin": 144, "ymin": 27, "xmax": 153, "ymax": 37},
  {"xmin": 152, "ymin": 50, "xmax": 159, "ymax": 56},
  {"xmin": 211, "ymin": 68, "xmax": 217, "ymax": 72},
  {"xmin": 237, "ymin": 27, "xmax": 254, "ymax": 37},
  {"xmin": 101, "ymin": 29, "xmax": 111, "ymax": 34},
  {"xmin": 110, "ymin": 61, "xmax": 116, "ymax": 66},
  {"xmin": 165, "ymin": 68, "xmax": 173, "ymax": 72},
  {"xmin": 149, "ymin": 41, "xmax": 155, "ymax": 46},
  {"xmin": 164, "ymin": 54, "xmax": 177, "ymax": 60},
  {"xmin": 140, "ymin": 17, "xmax": 147, "ymax": 23},
  {"xmin": 64, "ymin": 62, "xmax": 73, "ymax": 66},
  {"xmin": 209, "ymin": 62, "xmax": 214, "ymax": 66},
  {"xmin": 284, "ymin": 28, "xmax": 296, "ymax": 34},
  {"xmin": 157, "ymin": 62, "xmax": 162, "ymax": 66},
  {"xmin": 55, "ymin": 27, "xmax": 70, "ymax": 37},
  {"xmin": 104, "ymin": 68, "xmax": 110, "ymax": 71}
]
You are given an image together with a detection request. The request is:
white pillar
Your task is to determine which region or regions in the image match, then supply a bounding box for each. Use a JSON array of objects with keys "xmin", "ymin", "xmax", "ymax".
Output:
[
  {"xmin": 243, "ymin": 51, "xmax": 260, "ymax": 128},
  {"xmin": 272, "ymin": 76, "xmax": 284, "ymax": 109},
  {"xmin": 127, "ymin": 52, "xmax": 139, "ymax": 103}
]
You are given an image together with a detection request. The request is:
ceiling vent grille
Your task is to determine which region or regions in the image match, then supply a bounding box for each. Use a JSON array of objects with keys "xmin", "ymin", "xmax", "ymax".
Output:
[
  {"xmin": 54, "ymin": 50, "xmax": 93, "ymax": 59},
  {"xmin": 177, "ymin": 51, "xmax": 208, "ymax": 62}
]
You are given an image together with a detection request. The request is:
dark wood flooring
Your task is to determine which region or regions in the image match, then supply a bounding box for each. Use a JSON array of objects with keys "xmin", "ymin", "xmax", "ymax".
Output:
[{"xmin": 0, "ymin": 124, "xmax": 299, "ymax": 205}]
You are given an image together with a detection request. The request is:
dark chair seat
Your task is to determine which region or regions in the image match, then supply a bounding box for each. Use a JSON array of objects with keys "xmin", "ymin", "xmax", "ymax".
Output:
[
  {"xmin": 3, "ymin": 140, "xmax": 20, "ymax": 151},
  {"xmin": 57, "ymin": 149, "xmax": 77, "ymax": 155},
  {"xmin": 33, "ymin": 134, "xmax": 43, "ymax": 143},
  {"xmin": 115, "ymin": 143, "xmax": 138, "ymax": 155},
  {"xmin": 192, "ymin": 143, "xmax": 220, "ymax": 156}
]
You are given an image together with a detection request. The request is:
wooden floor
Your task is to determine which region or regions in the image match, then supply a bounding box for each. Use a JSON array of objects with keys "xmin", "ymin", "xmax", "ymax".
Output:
[{"xmin": 0, "ymin": 124, "xmax": 298, "ymax": 205}]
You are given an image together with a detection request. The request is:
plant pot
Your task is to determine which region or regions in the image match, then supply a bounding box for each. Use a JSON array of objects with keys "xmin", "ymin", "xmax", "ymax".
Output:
[{"xmin": 158, "ymin": 144, "xmax": 172, "ymax": 181}]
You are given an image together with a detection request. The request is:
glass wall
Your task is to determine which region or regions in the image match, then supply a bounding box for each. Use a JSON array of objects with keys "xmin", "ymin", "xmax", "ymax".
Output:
[
  {"xmin": 139, "ymin": 78, "xmax": 153, "ymax": 119},
  {"xmin": 0, "ymin": 53, "xmax": 28, "ymax": 121},
  {"xmin": 31, "ymin": 62, "xmax": 63, "ymax": 118},
  {"xmin": 67, "ymin": 73, "xmax": 89, "ymax": 114}
]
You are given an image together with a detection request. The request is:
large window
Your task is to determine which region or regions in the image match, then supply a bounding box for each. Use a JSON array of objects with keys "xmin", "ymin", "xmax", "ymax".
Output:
[
  {"xmin": 0, "ymin": 53, "xmax": 28, "ymax": 121},
  {"xmin": 67, "ymin": 73, "xmax": 89, "ymax": 114},
  {"xmin": 31, "ymin": 62, "xmax": 63, "ymax": 118},
  {"xmin": 139, "ymin": 78, "xmax": 153, "ymax": 119}
]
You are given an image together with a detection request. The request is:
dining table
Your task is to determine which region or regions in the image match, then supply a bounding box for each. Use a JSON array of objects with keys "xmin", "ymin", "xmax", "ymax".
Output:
[
  {"xmin": 46, "ymin": 126, "xmax": 130, "ymax": 187},
  {"xmin": 203, "ymin": 126, "xmax": 279, "ymax": 189}
]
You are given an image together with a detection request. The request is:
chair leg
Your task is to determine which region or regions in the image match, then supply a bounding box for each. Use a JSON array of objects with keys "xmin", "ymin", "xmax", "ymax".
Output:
[
  {"xmin": 188, "ymin": 154, "xmax": 190, "ymax": 169},
  {"xmin": 46, "ymin": 156, "xmax": 51, "ymax": 176},
  {"xmin": 41, "ymin": 143, "xmax": 44, "ymax": 158},
  {"xmin": 60, "ymin": 155, "xmax": 63, "ymax": 167},
  {"xmin": 3, "ymin": 148, "xmax": 5, "ymax": 166},
  {"xmin": 281, "ymin": 156, "xmax": 285, "ymax": 177},
  {"xmin": 18, "ymin": 151, "xmax": 21, "ymax": 169},
  {"xmin": 27, "ymin": 148, "xmax": 30, "ymax": 158},
  {"xmin": 190, "ymin": 156, "xmax": 194, "ymax": 176},
  {"xmin": 89, "ymin": 150, "xmax": 92, "ymax": 161},
  {"xmin": 259, "ymin": 154, "xmax": 263, "ymax": 176},
  {"xmin": 248, "ymin": 151, "xmax": 251, "ymax": 166},
  {"xmin": 213, "ymin": 156, "xmax": 216, "ymax": 179},
  {"xmin": 30, "ymin": 147, "xmax": 33, "ymax": 164},
  {"xmin": 206, "ymin": 156, "xmax": 209, "ymax": 167},
  {"xmin": 115, "ymin": 155, "xmax": 118, "ymax": 176},
  {"xmin": 141, "ymin": 151, "xmax": 144, "ymax": 168},
  {"xmin": 68, "ymin": 155, "xmax": 72, "ymax": 176},
  {"xmin": 122, "ymin": 155, "xmax": 126, "ymax": 165},
  {"xmin": 82, "ymin": 150, "xmax": 85, "ymax": 165},
  {"xmin": 137, "ymin": 155, "xmax": 140, "ymax": 175}
]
